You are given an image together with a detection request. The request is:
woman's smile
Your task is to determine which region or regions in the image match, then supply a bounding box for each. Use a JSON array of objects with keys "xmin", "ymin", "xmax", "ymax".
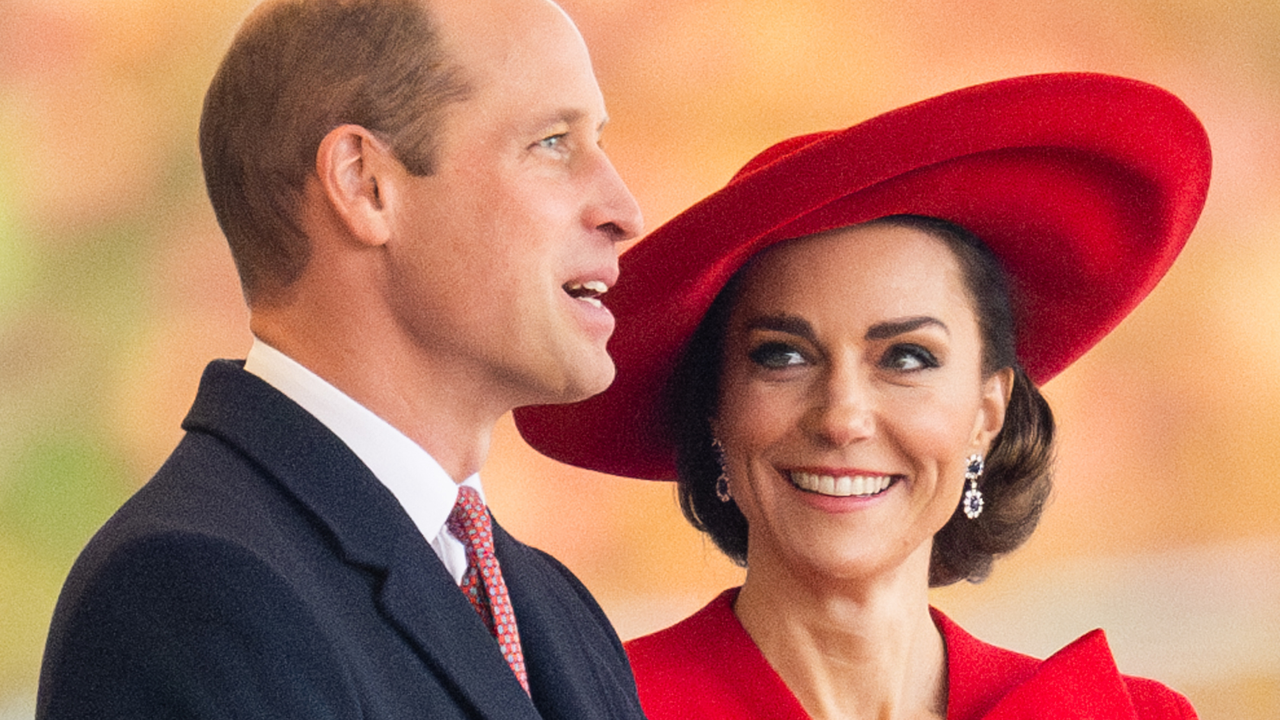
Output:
[{"xmin": 786, "ymin": 469, "xmax": 897, "ymax": 498}]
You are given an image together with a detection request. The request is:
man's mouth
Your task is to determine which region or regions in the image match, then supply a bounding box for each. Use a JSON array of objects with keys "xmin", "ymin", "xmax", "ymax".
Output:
[
  {"xmin": 563, "ymin": 280, "xmax": 609, "ymax": 308},
  {"xmin": 789, "ymin": 470, "xmax": 895, "ymax": 498}
]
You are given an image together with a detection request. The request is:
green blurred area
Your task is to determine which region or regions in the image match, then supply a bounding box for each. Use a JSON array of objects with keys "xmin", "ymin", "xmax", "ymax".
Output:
[
  {"xmin": 0, "ymin": 137, "xmax": 167, "ymax": 698},
  {"xmin": 0, "ymin": 0, "xmax": 244, "ymax": 701}
]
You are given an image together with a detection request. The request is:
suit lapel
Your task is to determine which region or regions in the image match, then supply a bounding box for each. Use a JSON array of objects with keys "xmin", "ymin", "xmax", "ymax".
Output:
[
  {"xmin": 376, "ymin": 530, "xmax": 538, "ymax": 718},
  {"xmin": 495, "ymin": 523, "xmax": 586, "ymax": 719},
  {"xmin": 495, "ymin": 519, "xmax": 645, "ymax": 720},
  {"xmin": 183, "ymin": 360, "xmax": 538, "ymax": 719}
]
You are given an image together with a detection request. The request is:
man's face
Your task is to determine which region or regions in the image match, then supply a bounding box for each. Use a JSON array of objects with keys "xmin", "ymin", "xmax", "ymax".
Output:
[{"xmin": 381, "ymin": 0, "xmax": 642, "ymax": 411}]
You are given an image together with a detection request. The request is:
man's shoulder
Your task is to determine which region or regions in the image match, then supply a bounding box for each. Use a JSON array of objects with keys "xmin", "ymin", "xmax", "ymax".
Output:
[
  {"xmin": 57, "ymin": 428, "xmax": 322, "ymax": 625},
  {"xmin": 37, "ymin": 515, "xmax": 370, "ymax": 719},
  {"xmin": 63, "ymin": 358, "xmax": 376, "ymax": 603}
]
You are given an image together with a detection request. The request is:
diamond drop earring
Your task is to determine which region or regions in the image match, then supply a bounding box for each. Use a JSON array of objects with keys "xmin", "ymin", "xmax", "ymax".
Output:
[
  {"xmin": 711, "ymin": 437, "xmax": 732, "ymax": 503},
  {"xmin": 962, "ymin": 454, "xmax": 985, "ymax": 520}
]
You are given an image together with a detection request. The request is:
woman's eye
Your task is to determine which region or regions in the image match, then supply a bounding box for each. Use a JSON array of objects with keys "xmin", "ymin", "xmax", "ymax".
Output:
[
  {"xmin": 748, "ymin": 342, "xmax": 807, "ymax": 370},
  {"xmin": 881, "ymin": 344, "xmax": 938, "ymax": 372}
]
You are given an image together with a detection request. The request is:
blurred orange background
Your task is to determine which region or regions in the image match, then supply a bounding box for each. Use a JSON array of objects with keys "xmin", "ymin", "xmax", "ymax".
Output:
[{"xmin": 1, "ymin": 1, "xmax": 1277, "ymax": 718}]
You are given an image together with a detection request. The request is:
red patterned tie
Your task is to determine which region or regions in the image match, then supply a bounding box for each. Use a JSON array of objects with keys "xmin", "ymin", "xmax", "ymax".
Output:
[{"xmin": 445, "ymin": 487, "xmax": 530, "ymax": 694}]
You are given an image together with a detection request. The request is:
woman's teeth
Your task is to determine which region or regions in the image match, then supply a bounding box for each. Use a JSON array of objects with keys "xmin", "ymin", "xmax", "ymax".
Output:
[{"xmin": 789, "ymin": 470, "xmax": 893, "ymax": 497}]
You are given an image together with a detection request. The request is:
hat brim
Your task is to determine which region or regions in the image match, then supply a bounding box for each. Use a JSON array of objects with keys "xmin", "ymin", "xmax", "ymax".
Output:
[{"xmin": 516, "ymin": 72, "xmax": 1211, "ymax": 481}]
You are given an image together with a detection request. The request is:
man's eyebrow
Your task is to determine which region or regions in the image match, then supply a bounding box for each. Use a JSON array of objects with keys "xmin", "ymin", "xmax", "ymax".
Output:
[
  {"xmin": 865, "ymin": 316, "xmax": 949, "ymax": 340},
  {"xmin": 534, "ymin": 109, "xmax": 610, "ymax": 138},
  {"xmin": 530, "ymin": 108, "xmax": 586, "ymax": 128}
]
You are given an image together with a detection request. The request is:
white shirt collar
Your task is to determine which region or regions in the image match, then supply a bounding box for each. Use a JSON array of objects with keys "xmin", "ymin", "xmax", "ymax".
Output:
[{"xmin": 243, "ymin": 338, "xmax": 476, "ymax": 582}]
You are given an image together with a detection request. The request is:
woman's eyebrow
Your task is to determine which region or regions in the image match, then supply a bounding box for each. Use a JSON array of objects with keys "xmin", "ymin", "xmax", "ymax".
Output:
[
  {"xmin": 743, "ymin": 314, "xmax": 948, "ymax": 342},
  {"xmin": 742, "ymin": 314, "xmax": 816, "ymax": 342},
  {"xmin": 866, "ymin": 316, "xmax": 949, "ymax": 340}
]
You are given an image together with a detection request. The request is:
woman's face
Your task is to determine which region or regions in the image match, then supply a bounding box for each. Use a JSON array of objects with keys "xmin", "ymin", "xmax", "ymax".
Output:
[{"xmin": 714, "ymin": 222, "xmax": 1011, "ymax": 586}]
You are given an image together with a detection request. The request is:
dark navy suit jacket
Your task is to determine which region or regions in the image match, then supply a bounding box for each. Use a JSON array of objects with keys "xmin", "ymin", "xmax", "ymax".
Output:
[{"xmin": 37, "ymin": 360, "xmax": 646, "ymax": 719}]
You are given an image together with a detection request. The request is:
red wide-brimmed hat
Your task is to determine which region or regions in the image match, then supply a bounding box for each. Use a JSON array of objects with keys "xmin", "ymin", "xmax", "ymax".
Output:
[{"xmin": 516, "ymin": 72, "xmax": 1211, "ymax": 481}]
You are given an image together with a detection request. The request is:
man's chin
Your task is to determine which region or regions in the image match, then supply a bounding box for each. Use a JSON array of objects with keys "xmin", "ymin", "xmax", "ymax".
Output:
[
  {"xmin": 561, "ymin": 359, "xmax": 616, "ymax": 404},
  {"xmin": 508, "ymin": 348, "xmax": 616, "ymax": 409},
  {"xmin": 544, "ymin": 355, "xmax": 615, "ymax": 407}
]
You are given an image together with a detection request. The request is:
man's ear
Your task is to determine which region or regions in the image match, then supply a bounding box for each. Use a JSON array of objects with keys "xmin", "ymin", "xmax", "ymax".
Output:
[{"xmin": 314, "ymin": 124, "xmax": 397, "ymax": 247}]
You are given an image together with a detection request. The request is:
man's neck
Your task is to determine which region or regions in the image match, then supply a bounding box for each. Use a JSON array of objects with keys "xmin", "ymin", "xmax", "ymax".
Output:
[{"xmin": 249, "ymin": 315, "xmax": 506, "ymax": 482}]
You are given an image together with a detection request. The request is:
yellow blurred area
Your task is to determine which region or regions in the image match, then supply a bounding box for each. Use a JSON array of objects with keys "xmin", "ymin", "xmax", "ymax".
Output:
[{"xmin": 2, "ymin": 1, "xmax": 1278, "ymax": 718}]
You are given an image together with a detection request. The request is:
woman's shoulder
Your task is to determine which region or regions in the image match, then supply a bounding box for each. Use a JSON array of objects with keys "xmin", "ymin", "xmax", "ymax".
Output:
[
  {"xmin": 1124, "ymin": 675, "xmax": 1199, "ymax": 720},
  {"xmin": 934, "ymin": 608, "xmax": 1197, "ymax": 719},
  {"xmin": 625, "ymin": 588, "xmax": 742, "ymax": 668},
  {"xmin": 625, "ymin": 588, "xmax": 811, "ymax": 720}
]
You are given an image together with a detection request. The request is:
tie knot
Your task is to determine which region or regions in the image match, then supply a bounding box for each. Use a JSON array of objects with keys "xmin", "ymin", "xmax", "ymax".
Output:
[{"xmin": 447, "ymin": 486, "xmax": 493, "ymax": 555}]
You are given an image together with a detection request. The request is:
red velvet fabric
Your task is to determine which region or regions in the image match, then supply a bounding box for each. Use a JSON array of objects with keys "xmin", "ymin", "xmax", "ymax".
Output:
[{"xmin": 626, "ymin": 589, "xmax": 1197, "ymax": 720}]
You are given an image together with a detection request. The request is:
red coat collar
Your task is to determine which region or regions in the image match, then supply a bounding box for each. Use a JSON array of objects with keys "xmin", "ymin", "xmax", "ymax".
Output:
[
  {"xmin": 628, "ymin": 589, "xmax": 1147, "ymax": 720},
  {"xmin": 935, "ymin": 609, "xmax": 1139, "ymax": 719}
]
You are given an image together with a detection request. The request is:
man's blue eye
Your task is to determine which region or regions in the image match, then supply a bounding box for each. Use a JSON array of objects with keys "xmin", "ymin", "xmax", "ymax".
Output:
[
  {"xmin": 748, "ymin": 342, "xmax": 806, "ymax": 369},
  {"xmin": 538, "ymin": 134, "xmax": 566, "ymax": 150}
]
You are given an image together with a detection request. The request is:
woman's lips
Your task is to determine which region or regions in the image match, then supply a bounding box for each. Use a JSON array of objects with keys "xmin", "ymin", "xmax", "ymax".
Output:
[{"xmin": 788, "ymin": 470, "xmax": 896, "ymax": 498}]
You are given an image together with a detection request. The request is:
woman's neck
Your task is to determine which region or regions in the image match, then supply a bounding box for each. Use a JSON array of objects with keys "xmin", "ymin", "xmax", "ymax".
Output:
[{"xmin": 733, "ymin": 549, "xmax": 948, "ymax": 720}]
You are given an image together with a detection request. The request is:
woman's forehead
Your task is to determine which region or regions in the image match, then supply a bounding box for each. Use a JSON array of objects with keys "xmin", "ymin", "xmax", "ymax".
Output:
[{"xmin": 731, "ymin": 225, "xmax": 973, "ymax": 320}]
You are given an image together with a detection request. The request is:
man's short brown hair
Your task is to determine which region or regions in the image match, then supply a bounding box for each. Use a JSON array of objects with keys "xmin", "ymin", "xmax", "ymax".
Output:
[{"xmin": 199, "ymin": 0, "xmax": 472, "ymax": 303}]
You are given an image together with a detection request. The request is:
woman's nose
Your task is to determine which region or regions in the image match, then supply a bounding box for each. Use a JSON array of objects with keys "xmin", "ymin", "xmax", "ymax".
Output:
[{"xmin": 802, "ymin": 364, "xmax": 875, "ymax": 447}]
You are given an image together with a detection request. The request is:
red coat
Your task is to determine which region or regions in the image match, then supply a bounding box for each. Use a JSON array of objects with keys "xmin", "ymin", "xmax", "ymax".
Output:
[{"xmin": 626, "ymin": 589, "xmax": 1197, "ymax": 720}]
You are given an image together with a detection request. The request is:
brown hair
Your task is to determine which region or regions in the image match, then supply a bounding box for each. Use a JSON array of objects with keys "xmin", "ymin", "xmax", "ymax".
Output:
[
  {"xmin": 670, "ymin": 215, "xmax": 1055, "ymax": 586},
  {"xmin": 199, "ymin": 0, "xmax": 472, "ymax": 303}
]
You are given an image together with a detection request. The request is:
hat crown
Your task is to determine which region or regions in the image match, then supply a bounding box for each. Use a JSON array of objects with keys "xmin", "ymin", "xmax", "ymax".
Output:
[{"xmin": 515, "ymin": 72, "xmax": 1211, "ymax": 481}]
